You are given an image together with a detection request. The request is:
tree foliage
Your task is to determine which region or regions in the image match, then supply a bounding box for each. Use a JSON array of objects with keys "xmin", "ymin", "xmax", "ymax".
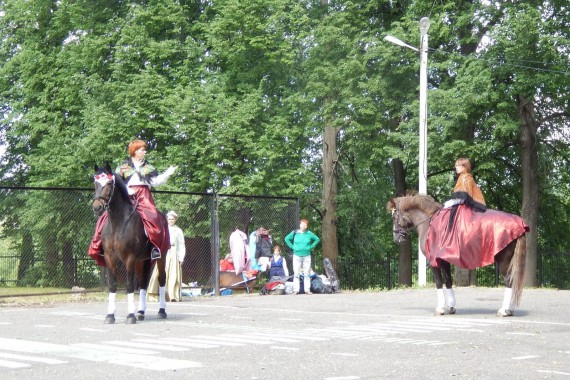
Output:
[{"xmin": 1, "ymin": 0, "xmax": 569, "ymax": 287}]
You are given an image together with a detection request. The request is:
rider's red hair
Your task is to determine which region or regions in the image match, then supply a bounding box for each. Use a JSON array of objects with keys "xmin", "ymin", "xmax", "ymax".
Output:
[{"xmin": 128, "ymin": 139, "xmax": 147, "ymax": 157}]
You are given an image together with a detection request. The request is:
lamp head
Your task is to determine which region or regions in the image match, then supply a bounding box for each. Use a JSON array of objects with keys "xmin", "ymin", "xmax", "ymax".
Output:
[{"xmin": 419, "ymin": 17, "xmax": 430, "ymax": 36}]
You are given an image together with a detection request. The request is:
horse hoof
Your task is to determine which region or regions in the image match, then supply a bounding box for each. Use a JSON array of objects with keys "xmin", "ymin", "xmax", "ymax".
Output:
[
  {"xmin": 104, "ymin": 314, "xmax": 115, "ymax": 324},
  {"xmin": 446, "ymin": 307, "xmax": 456, "ymax": 315},
  {"xmin": 434, "ymin": 308, "xmax": 445, "ymax": 316},
  {"xmin": 157, "ymin": 308, "xmax": 167, "ymax": 320},
  {"xmin": 496, "ymin": 309, "xmax": 513, "ymax": 317},
  {"xmin": 126, "ymin": 313, "xmax": 137, "ymax": 324},
  {"xmin": 136, "ymin": 311, "xmax": 145, "ymax": 321}
]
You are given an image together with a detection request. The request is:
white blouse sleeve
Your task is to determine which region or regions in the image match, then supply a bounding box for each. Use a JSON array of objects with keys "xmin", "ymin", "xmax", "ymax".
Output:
[
  {"xmin": 150, "ymin": 166, "xmax": 177, "ymax": 187},
  {"xmin": 176, "ymin": 227, "xmax": 186, "ymax": 263},
  {"xmin": 178, "ymin": 228, "xmax": 186, "ymax": 263}
]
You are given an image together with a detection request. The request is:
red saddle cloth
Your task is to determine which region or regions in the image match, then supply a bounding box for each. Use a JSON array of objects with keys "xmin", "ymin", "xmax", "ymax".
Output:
[{"xmin": 425, "ymin": 204, "xmax": 529, "ymax": 269}]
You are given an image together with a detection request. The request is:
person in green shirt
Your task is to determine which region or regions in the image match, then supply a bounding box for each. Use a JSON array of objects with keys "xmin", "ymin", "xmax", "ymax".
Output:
[{"xmin": 284, "ymin": 219, "xmax": 320, "ymax": 295}]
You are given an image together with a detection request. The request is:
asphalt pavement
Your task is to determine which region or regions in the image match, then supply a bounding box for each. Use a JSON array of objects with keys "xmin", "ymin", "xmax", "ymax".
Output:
[{"xmin": 0, "ymin": 287, "xmax": 569, "ymax": 379}]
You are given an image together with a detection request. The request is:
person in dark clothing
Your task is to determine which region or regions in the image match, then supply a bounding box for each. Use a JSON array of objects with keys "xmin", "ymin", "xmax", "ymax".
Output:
[{"xmin": 255, "ymin": 227, "xmax": 272, "ymax": 272}]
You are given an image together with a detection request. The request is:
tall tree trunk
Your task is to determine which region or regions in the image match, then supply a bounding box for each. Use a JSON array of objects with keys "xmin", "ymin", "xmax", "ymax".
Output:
[
  {"xmin": 322, "ymin": 124, "xmax": 340, "ymax": 269},
  {"xmin": 454, "ymin": 266, "xmax": 476, "ymax": 286},
  {"xmin": 392, "ymin": 158, "xmax": 412, "ymax": 286},
  {"xmin": 517, "ymin": 94, "xmax": 539, "ymax": 287},
  {"xmin": 17, "ymin": 231, "xmax": 35, "ymax": 285},
  {"xmin": 62, "ymin": 238, "xmax": 74, "ymax": 287},
  {"xmin": 45, "ymin": 234, "xmax": 59, "ymax": 287}
]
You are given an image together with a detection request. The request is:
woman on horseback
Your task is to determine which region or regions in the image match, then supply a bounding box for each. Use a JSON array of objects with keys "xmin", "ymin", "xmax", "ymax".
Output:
[
  {"xmin": 88, "ymin": 139, "xmax": 176, "ymax": 264},
  {"xmin": 444, "ymin": 157, "xmax": 486, "ymax": 212}
]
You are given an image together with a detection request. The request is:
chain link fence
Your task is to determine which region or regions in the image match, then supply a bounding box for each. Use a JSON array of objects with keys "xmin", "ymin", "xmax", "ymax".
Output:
[
  {"xmin": 0, "ymin": 186, "xmax": 299, "ymax": 297},
  {"xmin": 1, "ymin": 186, "xmax": 568, "ymax": 297}
]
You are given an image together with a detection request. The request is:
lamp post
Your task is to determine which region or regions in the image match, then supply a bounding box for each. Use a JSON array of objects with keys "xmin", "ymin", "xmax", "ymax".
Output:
[{"xmin": 384, "ymin": 17, "xmax": 430, "ymax": 286}]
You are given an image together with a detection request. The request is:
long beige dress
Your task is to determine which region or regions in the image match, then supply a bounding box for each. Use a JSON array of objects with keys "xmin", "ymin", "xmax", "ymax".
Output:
[{"xmin": 147, "ymin": 224, "xmax": 186, "ymax": 301}]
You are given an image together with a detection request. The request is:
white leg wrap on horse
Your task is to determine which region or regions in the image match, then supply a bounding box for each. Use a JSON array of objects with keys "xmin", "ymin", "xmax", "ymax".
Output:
[
  {"xmin": 138, "ymin": 289, "xmax": 147, "ymax": 312},
  {"xmin": 107, "ymin": 292, "xmax": 116, "ymax": 314},
  {"xmin": 446, "ymin": 288, "xmax": 456, "ymax": 308},
  {"xmin": 437, "ymin": 289, "xmax": 445, "ymax": 310},
  {"xmin": 159, "ymin": 286, "xmax": 166, "ymax": 309},
  {"xmin": 127, "ymin": 293, "xmax": 135, "ymax": 314},
  {"xmin": 501, "ymin": 288, "xmax": 513, "ymax": 311}
]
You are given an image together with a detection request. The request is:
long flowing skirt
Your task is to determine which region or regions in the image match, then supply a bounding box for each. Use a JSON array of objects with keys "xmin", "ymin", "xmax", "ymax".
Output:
[{"xmin": 147, "ymin": 249, "xmax": 182, "ymax": 302}]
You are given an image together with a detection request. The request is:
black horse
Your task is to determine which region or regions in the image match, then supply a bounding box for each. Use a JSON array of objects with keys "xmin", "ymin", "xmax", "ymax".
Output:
[{"xmin": 92, "ymin": 163, "xmax": 167, "ymax": 324}]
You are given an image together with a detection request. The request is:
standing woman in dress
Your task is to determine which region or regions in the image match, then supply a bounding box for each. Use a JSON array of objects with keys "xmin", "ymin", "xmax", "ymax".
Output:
[{"xmin": 148, "ymin": 211, "xmax": 186, "ymax": 302}]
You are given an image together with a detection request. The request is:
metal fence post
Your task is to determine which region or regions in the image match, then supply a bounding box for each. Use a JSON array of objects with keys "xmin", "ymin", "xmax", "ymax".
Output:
[{"xmin": 212, "ymin": 193, "xmax": 220, "ymax": 296}]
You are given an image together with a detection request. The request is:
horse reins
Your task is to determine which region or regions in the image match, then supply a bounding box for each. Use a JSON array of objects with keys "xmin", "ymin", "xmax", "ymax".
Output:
[
  {"xmin": 93, "ymin": 175, "xmax": 115, "ymax": 212},
  {"xmin": 391, "ymin": 205, "xmax": 435, "ymax": 243}
]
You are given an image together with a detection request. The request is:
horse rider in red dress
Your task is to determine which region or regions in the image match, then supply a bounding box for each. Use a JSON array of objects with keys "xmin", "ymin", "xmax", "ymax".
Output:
[{"xmin": 88, "ymin": 139, "xmax": 177, "ymax": 265}]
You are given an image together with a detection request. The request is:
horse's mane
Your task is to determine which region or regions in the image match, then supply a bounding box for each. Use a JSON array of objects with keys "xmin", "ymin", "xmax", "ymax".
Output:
[
  {"xmin": 388, "ymin": 194, "xmax": 442, "ymax": 217},
  {"xmin": 95, "ymin": 164, "xmax": 131, "ymax": 201},
  {"xmin": 112, "ymin": 171, "xmax": 131, "ymax": 201}
]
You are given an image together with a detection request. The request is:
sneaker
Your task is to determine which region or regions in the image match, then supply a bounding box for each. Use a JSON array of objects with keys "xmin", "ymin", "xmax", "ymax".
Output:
[
  {"xmin": 306, "ymin": 291, "xmax": 313, "ymax": 295},
  {"xmin": 151, "ymin": 248, "xmax": 161, "ymax": 260}
]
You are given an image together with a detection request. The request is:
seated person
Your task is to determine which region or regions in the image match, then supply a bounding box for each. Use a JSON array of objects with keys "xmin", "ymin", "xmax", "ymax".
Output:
[
  {"xmin": 219, "ymin": 254, "xmax": 235, "ymax": 272},
  {"xmin": 269, "ymin": 245, "xmax": 289, "ymax": 279}
]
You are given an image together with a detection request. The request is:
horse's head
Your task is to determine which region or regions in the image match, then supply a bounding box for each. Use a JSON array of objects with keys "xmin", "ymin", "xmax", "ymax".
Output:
[
  {"xmin": 93, "ymin": 163, "xmax": 115, "ymax": 216},
  {"xmin": 387, "ymin": 194, "xmax": 442, "ymax": 244},
  {"xmin": 387, "ymin": 197, "xmax": 413, "ymax": 243}
]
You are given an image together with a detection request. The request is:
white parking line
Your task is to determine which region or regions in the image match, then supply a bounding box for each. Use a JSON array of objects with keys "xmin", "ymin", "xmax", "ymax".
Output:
[
  {"xmin": 512, "ymin": 355, "xmax": 540, "ymax": 360},
  {"xmin": 537, "ymin": 370, "xmax": 570, "ymax": 376},
  {"xmin": 0, "ymin": 337, "xmax": 201, "ymax": 370},
  {"xmin": 102, "ymin": 340, "xmax": 190, "ymax": 351},
  {"xmin": 132, "ymin": 338, "xmax": 221, "ymax": 348},
  {"xmin": 0, "ymin": 352, "xmax": 66, "ymax": 364},
  {"xmin": 71, "ymin": 343, "xmax": 160, "ymax": 355},
  {"xmin": 0, "ymin": 359, "xmax": 30, "ymax": 369}
]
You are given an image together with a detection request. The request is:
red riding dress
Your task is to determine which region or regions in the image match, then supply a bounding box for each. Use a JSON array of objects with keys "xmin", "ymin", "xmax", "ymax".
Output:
[
  {"xmin": 88, "ymin": 159, "xmax": 171, "ymax": 266},
  {"xmin": 425, "ymin": 173, "xmax": 528, "ymax": 269}
]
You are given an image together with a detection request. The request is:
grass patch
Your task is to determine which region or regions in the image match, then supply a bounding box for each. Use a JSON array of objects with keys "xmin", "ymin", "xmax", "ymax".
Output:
[{"xmin": 0, "ymin": 287, "xmax": 107, "ymax": 306}]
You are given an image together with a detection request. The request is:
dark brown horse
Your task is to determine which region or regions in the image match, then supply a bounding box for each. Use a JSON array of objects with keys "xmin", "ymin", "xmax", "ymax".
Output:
[
  {"xmin": 387, "ymin": 194, "xmax": 527, "ymax": 317},
  {"xmin": 93, "ymin": 163, "xmax": 167, "ymax": 324}
]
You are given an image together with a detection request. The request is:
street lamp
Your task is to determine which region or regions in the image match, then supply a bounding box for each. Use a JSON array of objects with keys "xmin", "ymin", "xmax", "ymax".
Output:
[{"xmin": 384, "ymin": 17, "xmax": 430, "ymax": 286}]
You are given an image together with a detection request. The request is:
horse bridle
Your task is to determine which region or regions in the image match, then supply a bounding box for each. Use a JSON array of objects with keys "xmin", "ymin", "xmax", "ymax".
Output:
[
  {"xmin": 93, "ymin": 173, "xmax": 115, "ymax": 213},
  {"xmin": 391, "ymin": 204, "xmax": 432, "ymax": 243}
]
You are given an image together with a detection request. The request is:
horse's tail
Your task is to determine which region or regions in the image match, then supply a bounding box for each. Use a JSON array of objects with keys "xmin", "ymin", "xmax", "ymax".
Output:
[{"xmin": 508, "ymin": 233, "xmax": 527, "ymax": 306}]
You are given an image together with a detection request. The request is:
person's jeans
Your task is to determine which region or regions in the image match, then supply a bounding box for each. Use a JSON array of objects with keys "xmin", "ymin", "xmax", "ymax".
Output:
[{"xmin": 292, "ymin": 255, "xmax": 311, "ymax": 293}]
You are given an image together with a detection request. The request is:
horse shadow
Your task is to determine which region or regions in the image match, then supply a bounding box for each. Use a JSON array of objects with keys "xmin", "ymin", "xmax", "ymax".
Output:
[{"xmin": 404, "ymin": 305, "xmax": 529, "ymax": 317}]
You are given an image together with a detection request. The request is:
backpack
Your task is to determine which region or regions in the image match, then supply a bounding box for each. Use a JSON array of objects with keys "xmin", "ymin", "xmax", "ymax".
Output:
[{"xmin": 310, "ymin": 275, "xmax": 328, "ymax": 294}]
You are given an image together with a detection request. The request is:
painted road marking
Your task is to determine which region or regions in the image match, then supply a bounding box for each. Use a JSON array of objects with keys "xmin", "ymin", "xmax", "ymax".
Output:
[
  {"xmin": 0, "ymin": 359, "xmax": 30, "ymax": 369},
  {"xmin": 272, "ymin": 346, "xmax": 299, "ymax": 351},
  {"xmin": 0, "ymin": 337, "xmax": 200, "ymax": 370},
  {"xmin": 102, "ymin": 340, "xmax": 190, "ymax": 351},
  {"xmin": 512, "ymin": 355, "xmax": 540, "ymax": 360},
  {"xmin": 0, "ymin": 352, "xmax": 66, "ymax": 365},
  {"xmin": 0, "ymin": 314, "xmax": 553, "ymax": 373},
  {"xmin": 537, "ymin": 370, "xmax": 570, "ymax": 376},
  {"xmin": 132, "ymin": 338, "xmax": 221, "ymax": 348}
]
